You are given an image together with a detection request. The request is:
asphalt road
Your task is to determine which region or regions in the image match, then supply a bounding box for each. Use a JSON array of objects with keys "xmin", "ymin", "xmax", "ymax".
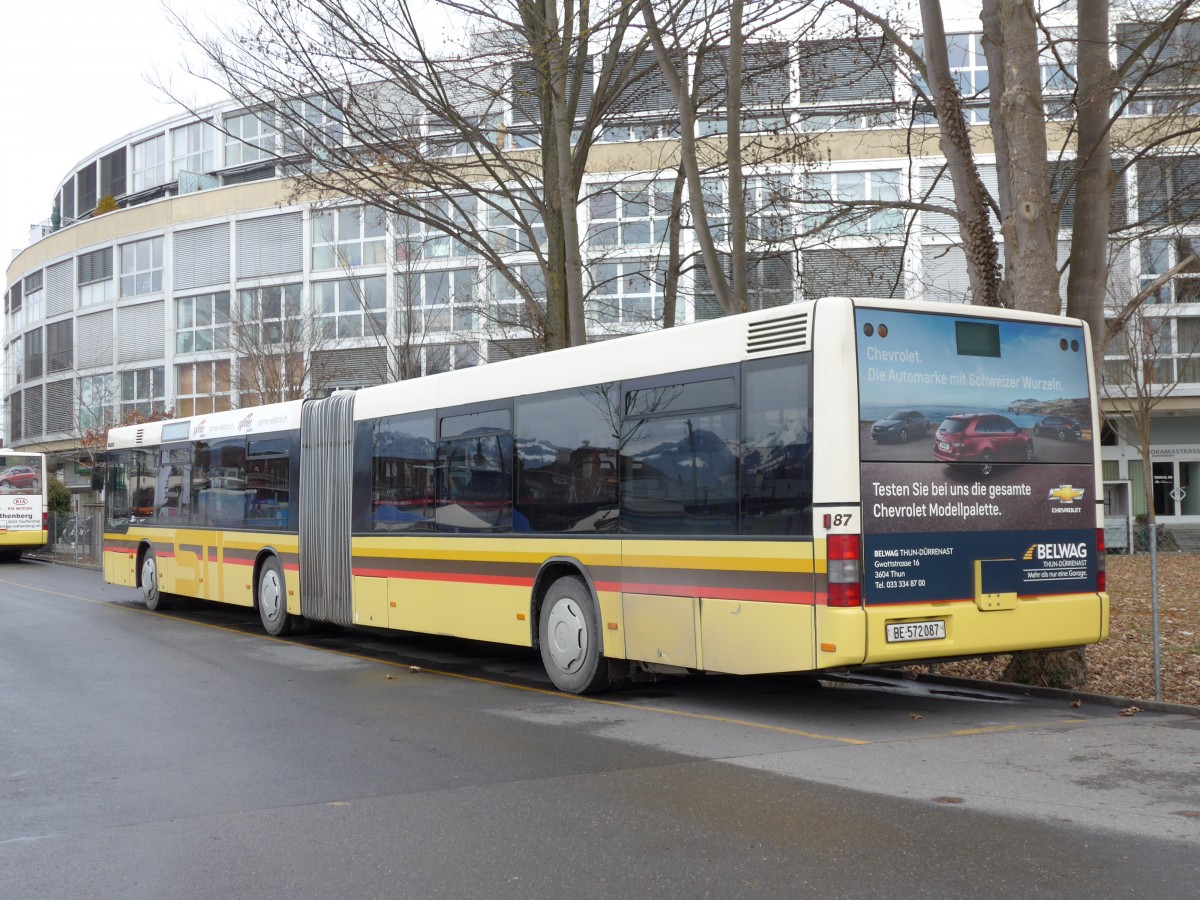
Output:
[{"xmin": 3, "ymin": 559, "xmax": 1199, "ymax": 899}]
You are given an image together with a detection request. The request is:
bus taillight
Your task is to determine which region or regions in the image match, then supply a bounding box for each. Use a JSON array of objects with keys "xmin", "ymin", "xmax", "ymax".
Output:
[
  {"xmin": 827, "ymin": 533, "xmax": 862, "ymax": 607},
  {"xmin": 1096, "ymin": 528, "xmax": 1106, "ymax": 594}
]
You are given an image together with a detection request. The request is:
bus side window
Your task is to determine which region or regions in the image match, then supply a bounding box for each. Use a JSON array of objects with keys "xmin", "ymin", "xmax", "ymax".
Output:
[{"xmin": 740, "ymin": 355, "xmax": 813, "ymax": 537}]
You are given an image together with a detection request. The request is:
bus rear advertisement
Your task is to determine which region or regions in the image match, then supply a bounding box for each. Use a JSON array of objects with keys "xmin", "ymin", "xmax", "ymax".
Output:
[
  {"xmin": 0, "ymin": 451, "xmax": 49, "ymax": 560},
  {"xmin": 100, "ymin": 297, "xmax": 1108, "ymax": 691}
]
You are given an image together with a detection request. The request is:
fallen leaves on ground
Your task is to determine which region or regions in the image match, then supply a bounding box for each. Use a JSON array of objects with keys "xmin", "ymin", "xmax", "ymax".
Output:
[{"xmin": 935, "ymin": 553, "xmax": 1200, "ymax": 706}]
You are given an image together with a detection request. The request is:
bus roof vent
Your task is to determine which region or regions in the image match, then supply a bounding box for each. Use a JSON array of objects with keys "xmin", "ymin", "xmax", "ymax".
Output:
[
  {"xmin": 134, "ymin": 428, "xmax": 145, "ymax": 445},
  {"xmin": 747, "ymin": 311, "xmax": 810, "ymax": 355}
]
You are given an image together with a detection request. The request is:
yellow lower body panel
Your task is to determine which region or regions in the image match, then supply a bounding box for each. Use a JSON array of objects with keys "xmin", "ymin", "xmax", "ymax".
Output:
[
  {"xmin": 386, "ymin": 577, "xmax": 531, "ymax": 647},
  {"xmin": 863, "ymin": 592, "xmax": 1109, "ymax": 664},
  {"xmin": 0, "ymin": 530, "xmax": 46, "ymax": 550},
  {"xmin": 700, "ymin": 598, "xmax": 815, "ymax": 675}
]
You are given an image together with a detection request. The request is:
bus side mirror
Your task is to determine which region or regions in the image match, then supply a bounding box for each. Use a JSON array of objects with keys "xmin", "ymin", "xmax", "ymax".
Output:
[{"xmin": 90, "ymin": 453, "xmax": 106, "ymax": 492}]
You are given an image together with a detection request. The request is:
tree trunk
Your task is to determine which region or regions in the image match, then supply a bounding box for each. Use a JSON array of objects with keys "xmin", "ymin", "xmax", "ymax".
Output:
[
  {"xmin": 1066, "ymin": 0, "xmax": 1114, "ymax": 348},
  {"xmin": 725, "ymin": 0, "xmax": 748, "ymax": 314},
  {"xmin": 641, "ymin": 0, "xmax": 736, "ymax": 315},
  {"xmin": 993, "ymin": 0, "xmax": 1059, "ymax": 315},
  {"xmin": 919, "ymin": 0, "xmax": 1003, "ymax": 307}
]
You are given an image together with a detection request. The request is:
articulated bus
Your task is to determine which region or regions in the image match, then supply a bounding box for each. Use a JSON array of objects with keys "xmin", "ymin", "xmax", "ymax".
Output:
[
  {"xmin": 0, "ymin": 451, "xmax": 48, "ymax": 561},
  {"xmin": 101, "ymin": 297, "xmax": 1108, "ymax": 692}
]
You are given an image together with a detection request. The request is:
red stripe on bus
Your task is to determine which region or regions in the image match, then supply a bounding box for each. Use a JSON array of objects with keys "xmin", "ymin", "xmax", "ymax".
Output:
[
  {"xmin": 352, "ymin": 567, "xmax": 534, "ymax": 588},
  {"xmin": 615, "ymin": 581, "xmax": 815, "ymax": 605}
]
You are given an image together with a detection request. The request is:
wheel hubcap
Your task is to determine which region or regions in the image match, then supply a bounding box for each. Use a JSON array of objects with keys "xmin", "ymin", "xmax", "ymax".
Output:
[
  {"xmin": 261, "ymin": 570, "xmax": 281, "ymax": 621},
  {"xmin": 142, "ymin": 558, "xmax": 157, "ymax": 600},
  {"xmin": 545, "ymin": 597, "xmax": 588, "ymax": 674}
]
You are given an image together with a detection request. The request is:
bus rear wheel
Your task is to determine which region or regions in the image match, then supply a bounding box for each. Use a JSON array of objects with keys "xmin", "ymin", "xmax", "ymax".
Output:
[
  {"xmin": 140, "ymin": 549, "xmax": 171, "ymax": 610},
  {"xmin": 257, "ymin": 556, "xmax": 293, "ymax": 636},
  {"xmin": 539, "ymin": 575, "xmax": 608, "ymax": 694}
]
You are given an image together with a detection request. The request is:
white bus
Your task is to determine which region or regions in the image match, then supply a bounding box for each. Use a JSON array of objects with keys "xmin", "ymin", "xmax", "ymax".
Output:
[
  {"xmin": 103, "ymin": 297, "xmax": 1108, "ymax": 691},
  {"xmin": 0, "ymin": 451, "xmax": 48, "ymax": 560}
]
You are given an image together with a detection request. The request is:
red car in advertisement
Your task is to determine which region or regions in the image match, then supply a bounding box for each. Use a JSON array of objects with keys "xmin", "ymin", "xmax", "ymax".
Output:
[
  {"xmin": 0, "ymin": 465, "xmax": 41, "ymax": 491},
  {"xmin": 933, "ymin": 413, "xmax": 1033, "ymax": 476}
]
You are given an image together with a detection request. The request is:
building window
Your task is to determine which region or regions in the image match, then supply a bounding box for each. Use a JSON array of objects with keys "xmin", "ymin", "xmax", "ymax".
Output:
[
  {"xmin": 489, "ymin": 265, "xmax": 546, "ymax": 331},
  {"xmin": 176, "ymin": 360, "xmax": 232, "ymax": 416},
  {"xmin": 24, "ymin": 328, "xmax": 44, "ymax": 380},
  {"xmin": 79, "ymin": 374, "xmax": 113, "ymax": 432},
  {"xmin": 78, "ymin": 247, "xmax": 115, "ymax": 306},
  {"xmin": 23, "ymin": 271, "xmax": 44, "ymax": 325},
  {"xmin": 237, "ymin": 284, "xmax": 303, "ymax": 345},
  {"xmin": 599, "ymin": 120, "xmax": 680, "ymax": 143},
  {"xmin": 396, "ymin": 199, "xmax": 477, "ymax": 260},
  {"xmin": 172, "ymin": 122, "xmax": 216, "ymax": 179},
  {"xmin": 312, "ymin": 206, "xmax": 387, "ymax": 269},
  {"xmin": 120, "ymin": 366, "xmax": 165, "ymax": 418},
  {"xmin": 224, "ymin": 109, "xmax": 276, "ymax": 167},
  {"xmin": 397, "ymin": 269, "xmax": 476, "ymax": 337},
  {"xmin": 176, "ymin": 291, "xmax": 231, "ymax": 353},
  {"xmin": 747, "ymin": 176, "xmax": 794, "ymax": 242},
  {"xmin": 283, "ymin": 94, "xmax": 344, "ymax": 155},
  {"xmin": 587, "ymin": 181, "xmax": 672, "ymax": 250},
  {"xmin": 1141, "ymin": 237, "xmax": 1200, "ymax": 304},
  {"xmin": 489, "ymin": 199, "xmax": 546, "ymax": 254},
  {"xmin": 132, "ymin": 135, "xmax": 167, "ymax": 193},
  {"xmin": 77, "ymin": 163, "xmax": 98, "ymax": 215},
  {"xmin": 588, "ymin": 260, "xmax": 665, "ymax": 326},
  {"xmin": 8, "ymin": 335, "xmax": 22, "ymax": 388},
  {"xmin": 1178, "ymin": 317, "xmax": 1200, "ymax": 382},
  {"xmin": 804, "ymin": 170, "xmax": 902, "ymax": 236},
  {"xmin": 315, "ymin": 276, "xmax": 386, "ymax": 340},
  {"xmin": 120, "ymin": 237, "xmax": 165, "ymax": 297},
  {"xmin": 947, "ymin": 33, "xmax": 989, "ymax": 122}
]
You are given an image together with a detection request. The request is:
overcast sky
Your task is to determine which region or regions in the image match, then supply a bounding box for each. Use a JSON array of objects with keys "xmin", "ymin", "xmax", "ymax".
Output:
[
  {"xmin": 0, "ymin": 1, "xmax": 238, "ymax": 265},
  {"xmin": 1, "ymin": 0, "xmax": 987, "ymax": 272}
]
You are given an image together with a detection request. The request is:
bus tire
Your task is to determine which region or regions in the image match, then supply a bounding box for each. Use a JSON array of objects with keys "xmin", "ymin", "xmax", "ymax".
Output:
[
  {"xmin": 257, "ymin": 556, "xmax": 292, "ymax": 636},
  {"xmin": 539, "ymin": 575, "xmax": 608, "ymax": 694},
  {"xmin": 140, "ymin": 549, "xmax": 171, "ymax": 610}
]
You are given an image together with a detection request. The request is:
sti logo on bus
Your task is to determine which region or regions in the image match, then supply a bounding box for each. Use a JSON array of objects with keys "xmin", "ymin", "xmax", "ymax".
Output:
[{"xmin": 1023, "ymin": 542, "xmax": 1088, "ymax": 561}]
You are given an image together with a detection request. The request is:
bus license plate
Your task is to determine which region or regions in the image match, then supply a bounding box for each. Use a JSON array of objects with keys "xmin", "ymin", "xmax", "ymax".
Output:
[{"xmin": 886, "ymin": 620, "xmax": 946, "ymax": 643}]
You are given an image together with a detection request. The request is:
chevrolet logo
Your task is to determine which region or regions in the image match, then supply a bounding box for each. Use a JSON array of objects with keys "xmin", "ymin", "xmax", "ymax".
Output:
[{"xmin": 1048, "ymin": 484, "xmax": 1085, "ymax": 503}]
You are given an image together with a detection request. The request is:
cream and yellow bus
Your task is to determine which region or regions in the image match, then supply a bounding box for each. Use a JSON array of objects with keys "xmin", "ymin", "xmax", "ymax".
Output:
[
  {"xmin": 102, "ymin": 297, "xmax": 1108, "ymax": 691},
  {"xmin": 1, "ymin": 451, "xmax": 48, "ymax": 561}
]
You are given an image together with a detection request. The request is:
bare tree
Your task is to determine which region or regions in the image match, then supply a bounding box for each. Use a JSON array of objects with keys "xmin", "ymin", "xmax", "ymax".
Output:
[
  {"xmin": 1103, "ymin": 246, "xmax": 1200, "ymax": 530},
  {"xmin": 169, "ymin": 0, "xmax": 662, "ymax": 350},
  {"xmin": 636, "ymin": 0, "xmax": 823, "ymax": 316}
]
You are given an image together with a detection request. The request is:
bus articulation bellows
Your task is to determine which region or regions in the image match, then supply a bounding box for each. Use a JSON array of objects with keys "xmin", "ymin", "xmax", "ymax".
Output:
[{"xmin": 101, "ymin": 297, "xmax": 1108, "ymax": 692}]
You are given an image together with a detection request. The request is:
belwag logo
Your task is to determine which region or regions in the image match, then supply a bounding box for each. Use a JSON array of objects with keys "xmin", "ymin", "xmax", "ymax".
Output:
[{"xmin": 1023, "ymin": 541, "xmax": 1089, "ymax": 561}]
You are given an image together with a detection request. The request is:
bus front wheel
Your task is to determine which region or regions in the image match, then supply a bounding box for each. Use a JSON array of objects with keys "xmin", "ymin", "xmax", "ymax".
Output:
[
  {"xmin": 257, "ymin": 557, "xmax": 293, "ymax": 636},
  {"xmin": 539, "ymin": 575, "xmax": 608, "ymax": 694},
  {"xmin": 140, "ymin": 550, "xmax": 171, "ymax": 610}
]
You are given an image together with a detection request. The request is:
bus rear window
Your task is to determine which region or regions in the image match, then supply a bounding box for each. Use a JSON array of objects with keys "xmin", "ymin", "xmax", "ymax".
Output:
[{"xmin": 955, "ymin": 320, "xmax": 1001, "ymax": 357}]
